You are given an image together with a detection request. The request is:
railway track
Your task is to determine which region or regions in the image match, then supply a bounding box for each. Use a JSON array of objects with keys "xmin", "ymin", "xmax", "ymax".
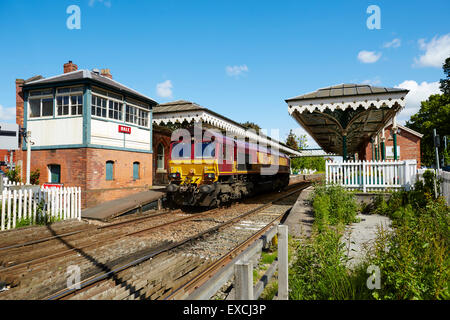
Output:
[
  {"xmin": 0, "ymin": 182, "xmax": 310, "ymax": 299},
  {"xmin": 46, "ymin": 183, "xmax": 309, "ymax": 300}
]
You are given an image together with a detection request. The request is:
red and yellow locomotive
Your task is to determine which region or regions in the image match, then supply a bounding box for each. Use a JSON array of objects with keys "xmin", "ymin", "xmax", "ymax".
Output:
[{"xmin": 166, "ymin": 128, "xmax": 290, "ymax": 206}]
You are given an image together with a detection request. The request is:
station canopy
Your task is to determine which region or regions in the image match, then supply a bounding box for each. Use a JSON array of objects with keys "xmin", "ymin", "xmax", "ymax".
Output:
[
  {"xmin": 285, "ymin": 84, "xmax": 409, "ymax": 156},
  {"xmin": 153, "ymin": 100, "xmax": 302, "ymax": 156}
]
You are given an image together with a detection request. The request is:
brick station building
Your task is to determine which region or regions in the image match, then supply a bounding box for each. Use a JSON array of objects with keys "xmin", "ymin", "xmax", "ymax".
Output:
[
  {"xmin": 359, "ymin": 120, "xmax": 423, "ymax": 167},
  {"xmin": 15, "ymin": 61, "xmax": 158, "ymax": 208}
]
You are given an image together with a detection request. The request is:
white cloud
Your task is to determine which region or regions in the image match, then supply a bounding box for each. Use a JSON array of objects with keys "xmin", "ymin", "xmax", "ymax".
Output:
[
  {"xmin": 89, "ymin": 0, "xmax": 111, "ymax": 8},
  {"xmin": 383, "ymin": 38, "xmax": 401, "ymax": 48},
  {"xmin": 357, "ymin": 50, "xmax": 382, "ymax": 63},
  {"xmin": 414, "ymin": 34, "xmax": 450, "ymax": 67},
  {"xmin": 156, "ymin": 80, "xmax": 173, "ymax": 98},
  {"xmin": 394, "ymin": 80, "xmax": 441, "ymax": 123},
  {"xmin": 0, "ymin": 104, "xmax": 15, "ymax": 122},
  {"xmin": 225, "ymin": 65, "xmax": 249, "ymax": 77}
]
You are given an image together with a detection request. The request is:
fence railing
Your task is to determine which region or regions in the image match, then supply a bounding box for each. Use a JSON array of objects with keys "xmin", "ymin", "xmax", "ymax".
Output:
[
  {"xmin": 0, "ymin": 186, "xmax": 81, "ymax": 231},
  {"xmin": 325, "ymin": 160, "xmax": 418, "ymax": 192},
  {"xmin": 1, "ymin": 177, "xmax": 25, "ymax": 191}
]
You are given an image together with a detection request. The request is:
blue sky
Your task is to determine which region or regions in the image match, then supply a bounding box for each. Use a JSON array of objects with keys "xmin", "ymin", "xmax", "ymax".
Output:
[{"xmin": 0, "ymin": 0, "xmax": 449, "ymax": 147}]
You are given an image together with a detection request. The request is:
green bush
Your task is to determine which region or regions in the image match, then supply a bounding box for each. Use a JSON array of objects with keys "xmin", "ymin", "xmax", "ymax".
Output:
[
  {"xmin": 30, "ymin": 169, "xmax": 40, "ymax": 185},
  {"xmin": 312, "ymin": 184, "xmax": 358, "ymax": 229},
  {"xmin": 5, "ymin": 166, "xmax": 21, "ymax": 183}
]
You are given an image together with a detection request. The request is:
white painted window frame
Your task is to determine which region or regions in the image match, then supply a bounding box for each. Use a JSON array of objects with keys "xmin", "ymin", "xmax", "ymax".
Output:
[
  {"xmin": 55, "ymin": 86, "xmax": 84, "ymax": 117},
  {"xmin": 28, "ymin": 90, "xmax": 54, "ymax": 119}
]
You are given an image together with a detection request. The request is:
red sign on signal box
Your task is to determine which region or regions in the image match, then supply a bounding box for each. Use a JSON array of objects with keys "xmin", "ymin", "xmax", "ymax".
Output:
[
  {"xmin": 119, "ymin": 125, "xmax": 131, "ymax": 134},
  {"xmin": 43, "ymin": 183, "xmax": 63, "ymax": 188}
]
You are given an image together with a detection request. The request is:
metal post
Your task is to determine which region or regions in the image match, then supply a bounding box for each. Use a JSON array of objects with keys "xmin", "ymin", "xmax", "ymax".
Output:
[
  {"xmin": 234, "ymin": 261, "xmax": 253, "ymax": 300},
  {"xmin": 433, "ymin": 129, "xmax": 440, "ymax": 198},
  {"xmin": 26, "ymin": 131, "xmax": 31, "ymax": 185},
  {"xmin": 157, "ymin": 198, "xmax": 162, "ymax": 211},
  {"xmin": 434, "ymin": 129, "xmax": 440, "ymax": 171},
  {"xmin": 445, "ymin": 136, "xmax": 448, "ymax": 166},
  {"xmin": 342, "ymin": 134, "xmax": 347, "ymax": 161},
  {"xmin": 278, "ymin": 225, "xmax": 288, "ymax": 300}
]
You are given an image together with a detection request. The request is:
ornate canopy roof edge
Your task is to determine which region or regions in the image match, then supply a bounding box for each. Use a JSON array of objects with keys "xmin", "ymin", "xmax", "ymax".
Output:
[
  {"xmin": 287, "ymin": 92, "xmax": 407, "ymax": 115},
  {"xmin": 153, "ymin": 110, "xmax": 302, "ymax": 156}
]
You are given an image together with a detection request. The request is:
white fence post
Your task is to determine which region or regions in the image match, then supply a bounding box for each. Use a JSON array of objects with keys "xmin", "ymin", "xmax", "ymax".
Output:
[
  {"xmin": 1, "ymin": 190, "xmax": 6, "ymax": 231},
  {"xmin": 278, "ymin": 224, "xmax": 289, "ymax": 300},
  {"xmin": 234, "ymin": 261, "xmax": 254, "ymax": 300},
  {"xmin": 12, "ymin": 190, "xmax": 17, "ymax": 229},
  {"xmin": 362, "ymin": 160, "xmax": 366, "ymax": 192}
]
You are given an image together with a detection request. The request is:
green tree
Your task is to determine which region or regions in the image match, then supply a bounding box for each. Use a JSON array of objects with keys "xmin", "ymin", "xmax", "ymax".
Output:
[
  {"xmin": 406, "ymin": 58, "xmax": 450, "ymax": 167},
  {"xmin": 285, "ymin": 129, "xmax": 299, "ymax": 150},
  {"xmin": 406, "ymin": 94, "xmax": 450, "ymax": 166},
  {"xmin": 285, "ymin": 129, "xmax": 308, "ymax": 151},
  {"xmin": 440, "ymin": 56, "xmax": 450, "ymax": 95},
  {"xmin": 240, "ymin": 121, "xmax": 261, "ymax": 133}
]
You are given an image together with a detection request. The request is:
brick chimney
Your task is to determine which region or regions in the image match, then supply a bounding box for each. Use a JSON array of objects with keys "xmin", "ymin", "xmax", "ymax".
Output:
[
  {"xmin": 100, "ymin": 68, "xmax": 112, "ymax": 79},
  {"xmin": 63, "ymin": 60, "xmax": 78, "ymax": 73},
  {"xmin": 16, "ymin": 79, "xmax": 25, "ymax": 128}
]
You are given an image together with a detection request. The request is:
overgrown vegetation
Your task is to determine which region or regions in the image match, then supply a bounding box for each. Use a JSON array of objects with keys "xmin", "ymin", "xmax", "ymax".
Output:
[
  {"xmin": 5, "ymin": 166, "xmax": 21, "ymax": 183},
  {"xmin": 289, "ymin": 177, "xmax": 449, "ymax": 300},
  {"xmin": 30, "ymin": 169, "xmax": 40, "ymax": 185},
  {"xmin": 367, "ymin": 171, "xmax": 449, "ymax": 299},
  {"xmin": 289, "ymin": 184, "xmax": 366, "ymax": 299},
  {"xmin": 311, "ymin": 183, "xmax": 358, "ymax": 230}
]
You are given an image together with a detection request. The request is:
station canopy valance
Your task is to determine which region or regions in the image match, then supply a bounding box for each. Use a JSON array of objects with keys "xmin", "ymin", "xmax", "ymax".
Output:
[
  {"xmin": 286, "ymin": 84, "xmax": 409, "ymax": 156},
  {"xmin": 153, "ymin": 100, "xmax": 302, "ymax": 156}
]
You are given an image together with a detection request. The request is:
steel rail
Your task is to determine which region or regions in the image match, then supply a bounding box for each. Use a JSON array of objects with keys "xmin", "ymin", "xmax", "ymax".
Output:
[
  {"xmin": 164, "ymin": 189, "xmax": 305, "ymax": 300},
  {"xmin": 0, "ymin": 209, "xmax": 175, "ymax": 251},
  {"xmin": 45, "ymin": 184, "xmax": 308, "ymax": 300},
  {"xmin": 0, "ymin": 208, "xmax": 221, "ymax": 273}
]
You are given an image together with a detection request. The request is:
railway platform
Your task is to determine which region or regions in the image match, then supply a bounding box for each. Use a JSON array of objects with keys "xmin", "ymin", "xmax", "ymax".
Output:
[{"xmin": 81, "ymin": 187, "xmax": 166, "ymax": 221}]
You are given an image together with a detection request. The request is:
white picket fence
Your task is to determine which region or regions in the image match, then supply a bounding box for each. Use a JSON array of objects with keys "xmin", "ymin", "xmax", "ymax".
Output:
[
  {"xmin": 2, "ymin": 178, "xmax": 24, "ymax": 190},
  {"xmin": 0, "ymin": 186, "xmax": 81, "ymax": 231},
  {"xmin": 325, "ymin": 160, "xmax": 418, "ymax": 192}
]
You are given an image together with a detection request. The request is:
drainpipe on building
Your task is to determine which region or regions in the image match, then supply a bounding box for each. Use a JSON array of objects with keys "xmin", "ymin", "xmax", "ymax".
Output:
[
  {"xmin": 26, "ymin": 131, "xmax": 31, "ymax": 185},
  {"xmin": 374, "ymin": 136, "xmax": 378, "ymax": 161},
  {"xmin": 371, "ymin": 137, "xmax": 375, "ymax": 161}
]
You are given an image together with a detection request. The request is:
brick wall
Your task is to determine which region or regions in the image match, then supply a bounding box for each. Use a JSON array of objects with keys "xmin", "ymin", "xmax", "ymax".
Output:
[
  {"xmin": 358, "ymin": 124, "xmax": 421, "ymax": 167},
  {"xmin": 84, "ymin": 148, "xmax": 153, "ymax": 207},
  {"xmin": 16, "ymin": 147, "xmax": 153, "ymax": 208}
]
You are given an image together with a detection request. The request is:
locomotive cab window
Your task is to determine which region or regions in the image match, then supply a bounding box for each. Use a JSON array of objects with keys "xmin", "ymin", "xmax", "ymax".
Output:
[
  {"xmin": 220, "ymin": 143, "xmax": 233, "ymax": 163},
  {"xmin": 171, "ymin": 142, "xmax": 191, "ymax": 159},
  {"xmin": 195, "ymin": 142, "xmax": 216, "ymax": 159}
]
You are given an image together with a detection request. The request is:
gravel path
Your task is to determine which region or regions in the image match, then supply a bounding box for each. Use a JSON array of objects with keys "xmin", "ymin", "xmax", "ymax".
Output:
[{"xmin": 343, "ymin": 214, "xmax": 392, "ymax": 269}]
